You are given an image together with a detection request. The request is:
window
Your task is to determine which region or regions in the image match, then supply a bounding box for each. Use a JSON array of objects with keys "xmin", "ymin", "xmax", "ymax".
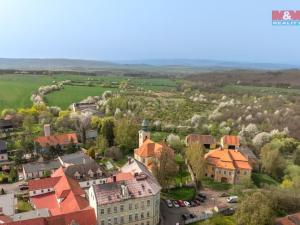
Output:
[
  {"xmin": 135, "ymin": 203, "xmax": 138, "ymax": 209},
  {"xmin": 135, "ymin": 213, "xmax": 138, "ymax": 220},
  {"xmin": 41, "ymin": 189, "xmax": 44, "ymax": 193},
  {"xmin": 147, "ymin": 221, "xmax": 150, "ymax": 225},
  {"xmin": 129, "ymin": 203, "xmax": 132, "ymax": 210},
  {"xmin": 120, "ymin": 216, "xmax": 124, "ymax": 223},
  {"xmin": 141, "ymin": 212, "xmax": 144, "ymax": 219},
  {"xmin": 107, "ymin": 208, "xmax": 111, "ymax": 214},
  {"xmin": 48, "ymin": 189, "xmax": 50, "ymax": 191},
  {"xmin": 33, "ymin": 191, "xmax": 36, "ymax": 194},
  {"xmin": 114, "ymin": 217, "xmax": 117, "ymax": 224},
  {"xmin": 244, "ymin": 171, "xmax": 247, "ymax": 175},
  {"xmin": 101, "ymin": 209, "xmax": 104, "ymax": 214},
  {"xmin": 101, "ymin": 220, "xmax": 105, "ymax": 225},
  {"xmin": 87, "ymin": 182, "xmax": 89, "ymax": 186},
  {"xmin": 147, "ymin": 200, "xmax": 150, "ymax": 206},
  {"xmin": 229, "ymin": 172, "xmax": 232, "ymax": 176},
  {"xmin": 129, "ymin": 215, "xmax": 132, "ymax": 222},
  {"xmin": 120, "ymin": 205, "xmax": 124, "ymax": 212},
  {"xmin": 147, "ymin": 211, "xmax": 150, "ymax": 217},
  {"xmin": 114, "ymin": 206, "xmax": 117, "ymax": 213}
]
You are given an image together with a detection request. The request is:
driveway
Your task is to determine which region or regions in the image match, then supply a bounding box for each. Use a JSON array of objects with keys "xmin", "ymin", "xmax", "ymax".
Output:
[
  {"xmin": 160, "ymin": 188, "xmax": 231, "ymax": 225},
  {"xmin": 0, "ymin": 180, "xmax": 27, "ymax": 194}
]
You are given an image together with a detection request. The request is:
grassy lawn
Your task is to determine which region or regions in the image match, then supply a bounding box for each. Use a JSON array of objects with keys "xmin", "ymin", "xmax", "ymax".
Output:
[
  {"xmin": 252, "ymin": 172, "xmax": 279, "ymax": 187},
  {"xmin": 45, "ymin": 85, "xmax": 114, "ymax": 109},
  {"xmin": 161, "ymin": 187, "xmax": 196, "ymax": 201},
  {"xmin": 17, "ymin": 199, "xmax": 33, "ymax": 213},
  {"xmin": 202, "ymin": 178, "xmax": 232, "ymax": 191},
  {"xmin": 194, "ymin": 215, "xmax": 235, "ymax": 225}
]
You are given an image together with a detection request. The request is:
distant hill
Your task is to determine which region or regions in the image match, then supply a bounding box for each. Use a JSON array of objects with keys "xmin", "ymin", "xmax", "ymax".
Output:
[{"xmin": 0, "ymin": 58, "xmax": 298, "ymax": 72}]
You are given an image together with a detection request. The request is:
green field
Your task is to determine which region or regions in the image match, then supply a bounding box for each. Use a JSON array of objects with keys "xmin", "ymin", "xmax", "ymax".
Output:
[{"xmin": 0, "ymin": 74, "xmax": 178, "ymax": 111}]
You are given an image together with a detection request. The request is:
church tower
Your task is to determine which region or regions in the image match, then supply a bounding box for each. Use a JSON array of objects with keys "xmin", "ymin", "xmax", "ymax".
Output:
[{"xmin": 139, "ymin": 119, "xmax": 150, "ymax": 147}]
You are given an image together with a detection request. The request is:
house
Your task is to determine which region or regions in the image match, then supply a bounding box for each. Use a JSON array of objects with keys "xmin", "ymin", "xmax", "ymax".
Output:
[
  {"xmin": 0, "ymin": 193, "xmax": 16, "ymax": 216},
  {"xmin": 58, "ymin": 152, "xmax": 93, "ymax": 167},
  {"xmin": 29, "ymin": 167, "xmax": 91, "ymax": 216},
  {"xmin": 88, "ymin": 168, "xmax": 161, "ymax": 225},
  {"xmin": 185, "ymin": 134, "xmax": 217, "ymax": 149},
  {"xmin": 205, "ymin": 148, "xmax": 252, "ymax": 184},
  {"xmin": 4, "ymin": 209, "xmax": 97, "ymax": 225},
  {"xmin": 34, "ymin": 124, "xmax": 78, "ymax": 152},
  {"xmin": 220, "ymin": 135, "xmax": 240, "ymax": 150},
  {"xmin": 22, "ymin": 159, "xmax": 61, "ymax": 180},
  {"xmin": 0, "ymin": 140, "xmax": 12, "ymax": 171},
  {"xmin": 276, "ymin": 212, "xmax": 300, "ymax": 225},
  {"xmin": 134, "ymin": 120, "xmax": 175, "ymax": 171}
]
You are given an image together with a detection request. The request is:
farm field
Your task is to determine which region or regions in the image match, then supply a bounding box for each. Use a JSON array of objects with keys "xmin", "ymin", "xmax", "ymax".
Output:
[{"xmin": 0, "ymin": 74, "xmax": 178, "ymax": 111}]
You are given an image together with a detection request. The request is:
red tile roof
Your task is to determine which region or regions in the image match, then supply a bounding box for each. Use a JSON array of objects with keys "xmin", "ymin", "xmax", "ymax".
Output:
[
  {"xmin": 221, "ymin": 135, "xmax": 240, "ymax": 146},
  {"xmin": 0, "ymin": 215, "xmax": 12, "ymax": 223},
  {"xmin": 30, "ymin": 167, "xmax": 89, "ymax": 216},
  {"xmin": 205, "ymin": 148, "xmax": 252, "ymax": 170},
  {"xmin": 29, "ymin": 177, "xmax": 60, "ymax": 191},
  {"xmin": 106, "ymin": 172, "xmax": 134, "ymax": 183},
  {"xmin": 276, "ymin": 212, "xmax": 300, "ymax": 225},
  {"xmin": 186, "ymin": 134, "xmax": 216, "ymax": 145},
  {"xmin": 35, "ymin": 133, "xmax": 78, "ymax": 148},
  {"xmin": 4, "ymin": 208, "xmax": 97, "ymax": 225}
]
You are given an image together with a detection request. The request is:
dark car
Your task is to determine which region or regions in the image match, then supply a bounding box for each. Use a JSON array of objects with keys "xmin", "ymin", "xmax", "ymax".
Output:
[
  {"xmin": 198, "ymin": 193, "xmax": 207, "ymax": 199},
  {"xmin": 220, "ymin": 192, "xmax": 229, "ymax": 197},
  {"xmin": 189, "ymin": 213, "xmax": 196, "ymax": 218},
  {"xmin": 194, "ymin": 199, "xmax": 201, "ymax": 205},
  {"xmin": 196, "ymin": 196, "xmax": 205, "ymax": 202},
  {"xmin": 189, "ymin": 201, "xmax": 197, "ymax": 207},
  {"xmin": 19, "ymin": 184, "xmax": 29, "ymax": 191},
  {"xmin": 181, "ymin": 214, "xmax": 189, "ymax": 220},
  {"xmin": 220, "ymin": 207, "xmax": 235, "ymax": 216}
]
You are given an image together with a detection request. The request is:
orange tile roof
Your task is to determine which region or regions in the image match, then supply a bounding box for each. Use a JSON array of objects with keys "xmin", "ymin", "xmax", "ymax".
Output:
[
  {"xmin": 35, "ymin": 133, "xmax": 78, "ymax": 148},
  {"xmin": 186, "ymin": 134, "xmax": 216, "ymax": 145},
  {"xmin": 30, "ymin": 167, "xmax": 89, "ymax": 216},
  {"xmin": 134, "ymin": 139, "xmax": 174, "ymax": 158},
  {"xmin": 276, "ymin": 212, "xmax": 300, "ymax": 225},
  {"xmin": 205, "ymin": 148, "xmax": 252, "ymax": 171},
  {"xmin": 106, "ymin": 172, "xmax": 134, "ymax": 183},
  {"xmin": 222, "ymin": 135, "xmax": 240, "ymax": 146}
]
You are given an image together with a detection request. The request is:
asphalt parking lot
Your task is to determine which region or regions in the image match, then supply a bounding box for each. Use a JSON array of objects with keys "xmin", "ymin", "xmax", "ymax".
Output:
[{"xmin": 160, "ymin": 188, "xmax": 231, "ymax": 225}]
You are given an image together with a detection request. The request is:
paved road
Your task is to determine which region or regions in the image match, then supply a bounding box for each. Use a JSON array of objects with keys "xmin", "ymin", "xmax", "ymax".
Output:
[{"xmin": 0, "ymin": 180, "xmax": 27, "ymax": 194}]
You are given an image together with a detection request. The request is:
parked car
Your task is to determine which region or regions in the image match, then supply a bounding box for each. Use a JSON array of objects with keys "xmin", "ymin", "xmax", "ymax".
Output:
[
  {"xmin": 178, "ymin": 200, "xmax": 185, "ymax": 207},
  {"xmin": 19, "ymin": 184, "xmax": 29, "ymax": 191},
  {"xmin": 181, "ymin": 214, "xmax": 189, "ymax": 220},
  {"xmin": 220, "ymin": 192, "xmax": 229, "ymax": 197},
  {"xmin": 189, "ymin": 200, "xmax": 197, "ymax": 207},
  {"xmin": 189, "ymin": 213, "xmax": 196, "ymax": 218},
  {"xmin": 165, "ymin": 199, "xmax": 173, "ymax": 208},
  {"xmin": 173, "ymin": 200, "xmax": 180, "ymax": 208},
  {"xmin": 184, "ymin": 201, "xmax": 190, "ymax": 207},
  {"xmin": 198, "ymin": 193, "xmax": 207, "ymax": 199},
  {"xmin": 196, "ymin": 196, "xmax": 205, "ymax": 202},
  {"xmin": 227, "ymin": 196, "xmax": 238, "ymax": 203},
  {"xmin": 220, "ymin": 207, "xmax": 235, "ymax": 216}
]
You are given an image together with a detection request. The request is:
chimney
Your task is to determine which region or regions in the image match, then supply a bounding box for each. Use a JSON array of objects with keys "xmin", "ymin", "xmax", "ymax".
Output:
[
  {"xmin": 44, "ymin": 124, "xmax": 51, "ymax": 137},
  {"xmin": 113, "ymin": 175, "xmax": 117, "ymax": 182}
]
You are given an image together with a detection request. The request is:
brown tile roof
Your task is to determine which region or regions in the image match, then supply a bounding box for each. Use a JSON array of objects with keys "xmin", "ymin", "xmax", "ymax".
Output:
[
  {"xmin": 205, "ymin": 148, "xmax": 252, "ymax": 170},
  {"xmin": 35, "ymin": 133, "xmax": 78, "ymax": 148},
  {"xmin": 221, "ymin": 135, "xmax": 240, "ymax": 146},
  {"xmin": 186, "ymin": 134, "xmax": 216, "ymax": 145}
]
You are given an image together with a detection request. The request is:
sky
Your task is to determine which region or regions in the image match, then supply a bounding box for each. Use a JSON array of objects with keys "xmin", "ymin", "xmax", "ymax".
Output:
[{"xmin": 0, "ymin": 0, "xmax": 299, "ymax": 64}]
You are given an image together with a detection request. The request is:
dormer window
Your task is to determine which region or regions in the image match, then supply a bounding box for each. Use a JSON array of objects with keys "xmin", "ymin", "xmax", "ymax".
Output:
[
  {"xmin": 88, "ymin": 169, "xmax": 94, "ymax": 178},
  {"xmin": 74, "ymin": 171, "xmax": 81, "ymax": 180}
]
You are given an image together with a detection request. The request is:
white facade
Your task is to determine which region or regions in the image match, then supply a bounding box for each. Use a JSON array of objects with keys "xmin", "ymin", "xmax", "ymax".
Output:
[{"xmin": 139, "ymin": 130, "xmax": 150, "ymax": 147}]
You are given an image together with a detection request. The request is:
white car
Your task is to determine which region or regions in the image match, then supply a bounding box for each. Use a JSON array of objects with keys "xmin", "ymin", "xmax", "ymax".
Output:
[
  {"xmin": 184, "ymin": 201, "xmax": 191, "ymax": 207},
  {"xmin": 227, "ymin": 196, "xmax": 238, "ymax": 203},
  {"xmin": 173, "ymin": 201, "xmax": 180, "ymax": 208},
  {"xmin": 166, "ymin": 199, "xmax": 173, "ymax": 208}
]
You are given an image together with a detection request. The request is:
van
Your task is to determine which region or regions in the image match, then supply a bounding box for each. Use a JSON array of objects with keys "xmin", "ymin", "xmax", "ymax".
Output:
[{"xmin": 227, "ymin": 196, "xmax": 238, "ymax": 203}]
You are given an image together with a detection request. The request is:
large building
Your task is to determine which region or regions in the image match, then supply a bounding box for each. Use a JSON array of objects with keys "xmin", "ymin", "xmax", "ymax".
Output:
[
  {"xmin": 28, "ymin": 167, "xmax": 91, "ymax": 215},
  {"xmin": 185, "ymin": 134, "xmax": 217, "ymax": 149},
  {"xmin": 205, "ymin": 148, "xmax": 252, "ymax": 184},
  {"xmin": 89, "ymin": 159, "xmax": 161, "ymax": 225}
]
